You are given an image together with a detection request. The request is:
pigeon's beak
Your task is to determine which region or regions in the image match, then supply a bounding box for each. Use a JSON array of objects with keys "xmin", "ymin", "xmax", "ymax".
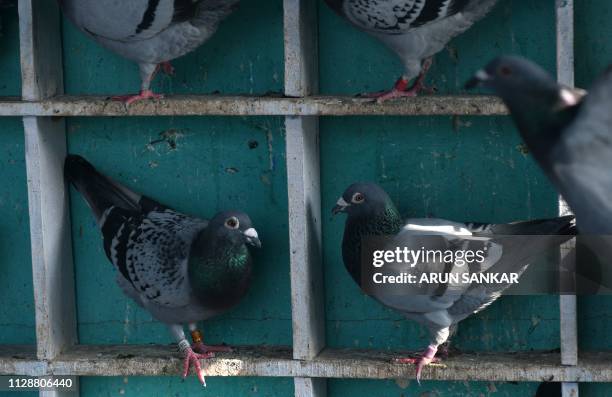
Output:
[
  {"xmin": 332, "ymin": 197, "xmax": 350, "ymax": 215},
  {"xmin": 465, "ymin": 69, "xmax": 491, "ymax": 90},
  {"xmin": 244, "ymin": 228, "xmax": 261, "ymax": 248}
]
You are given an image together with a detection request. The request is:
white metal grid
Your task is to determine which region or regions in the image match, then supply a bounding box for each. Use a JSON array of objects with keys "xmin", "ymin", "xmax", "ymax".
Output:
[{"xmin": 0, "ymin": 0, "xmax": 587, "ymax": 396}]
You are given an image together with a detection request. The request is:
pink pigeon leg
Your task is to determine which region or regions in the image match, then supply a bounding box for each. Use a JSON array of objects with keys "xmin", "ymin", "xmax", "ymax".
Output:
[
  {"xmin": 362, "ymin": 57, "xmax": 435, "ymax": 102},
  {"xmin": 190, "ymin": 326, "xmax": 233, "ymax": 354},
  {"xmin": 111, "ymin": 63, "xmax": 163, "ymax": 105},
  {"xmin": 179, "ymin": 340, "xmax": 214, "ymax": 387},
  {"xmin": 111, "ymin": 90, "xmax": 164, "ymax": 105},
  {"xmin": 394, "ymin": 344, "xmax": 439, "ymax": 383}
]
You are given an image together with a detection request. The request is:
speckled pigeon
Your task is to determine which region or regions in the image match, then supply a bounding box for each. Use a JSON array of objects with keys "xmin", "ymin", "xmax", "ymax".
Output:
[
  {"xmin": 65, "ymin": 155, "xmax": 260, "ymax": 385},
  {"xmin": 323, "ymin": 0, "xmax": 498, "ymax": 101},
  {"xmin": 58, "ymin": 0, "xmax": 239, "ymax": 104},
  {"xmin": 467, "ymin": 56, "xmax": 612, "ymax": 236},
  {"xmin": 333, "ymin": 182, "xmax": 575, "ymax": 380}
]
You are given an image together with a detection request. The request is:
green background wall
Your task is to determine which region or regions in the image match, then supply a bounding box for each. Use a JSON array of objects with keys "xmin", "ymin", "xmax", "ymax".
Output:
[{"xmin": 0, "ymin": 0, "xmax": 611, "ymax": 396}]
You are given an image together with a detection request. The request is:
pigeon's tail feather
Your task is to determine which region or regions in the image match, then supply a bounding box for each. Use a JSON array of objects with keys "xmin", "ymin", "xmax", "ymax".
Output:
[
  {"xmin": 486, "ymin": 215, "xmax": 576, "ymax": 237},
  {"xmin": 191, "ymin": 0, "xmax": 240, "ymax": 28},
  {"xmin": 65, "ymin": 155, "xmax": 142, "ymax": 223},
  {"xmin": 474, "ymin": 216, "xmax": 576, "ymax": 291}
]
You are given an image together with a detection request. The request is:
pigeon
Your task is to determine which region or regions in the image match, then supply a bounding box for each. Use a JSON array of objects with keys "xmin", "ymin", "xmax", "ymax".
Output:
[
  {"xmin": 466, "ymin": 56, "xmax": 612, "ymax": 236},
  {"xmin": 323, "ymin": 0, "xmax": 498, "ymax": 101},
  {"xmin": 58, "ymin": 0, "xmax": 239, "ymax": 104},
  {"xmin": 333, "ymin": 182, "xmax": 575, "ymax": 380},
  {"xmin": 535, "ymin": 382, "xmax": 561, "ymax": 397},
  {"xmin": 64, "ymin": 155, "xmax": 260, "ymax": 385}
]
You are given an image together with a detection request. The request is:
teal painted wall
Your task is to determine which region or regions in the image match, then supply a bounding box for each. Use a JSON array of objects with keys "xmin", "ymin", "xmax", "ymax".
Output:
[
  {"xmin": 330, "ymin": 379, "xmax": 541, "ymax": 397},
  {"xmin": 0, "ymin": 4, "xmax": 34, "ymax": 346},
  {"xmin": 1, "ymin": 0, "xmax": 612, "ymax": 396}
]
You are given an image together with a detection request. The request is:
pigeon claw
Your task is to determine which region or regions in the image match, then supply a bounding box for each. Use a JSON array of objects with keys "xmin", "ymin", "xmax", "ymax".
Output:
[
  {"xmin": 394, "ymin": 356, "xmax": 439, "ymax": 384},
  {"xmin": 362, "ymin": 58, "xmax": 434, "ymax": 103},
  {"xmin": 360, "ymin": 76, "xmax": 432, "ymax": 103},
  {"xmin": 193, "ymin": 342, "xmax": 234, "ymax": 354},
  {"xmin": 394, "ymin": 345, "xmax": 440, "ymax": 384},
  {"xmin": 111, "ymin": 90, "xmax": 164, "ymax": 105},
  {"xmin": 372, "ymin": 87, "xmax": 419, "ymax": 102},
  {"xmin": 182, "ymin": 347, "xmax": 215, "ymax": 387}
]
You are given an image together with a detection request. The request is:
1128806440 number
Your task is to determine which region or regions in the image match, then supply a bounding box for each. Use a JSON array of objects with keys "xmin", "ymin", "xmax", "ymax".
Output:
[{"xmin": 1, "ymin": 376, "xmax": 77, "ymax": 391}]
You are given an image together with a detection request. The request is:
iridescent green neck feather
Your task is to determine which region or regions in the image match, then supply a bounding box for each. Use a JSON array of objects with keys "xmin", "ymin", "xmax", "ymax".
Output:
[
  {"xmin": 188, "ymin": 236, "xmax": 252, "ymax": 311},
  {"xmin": 342, "ymin": 200, "xmax": 402, "ymax": 285}
]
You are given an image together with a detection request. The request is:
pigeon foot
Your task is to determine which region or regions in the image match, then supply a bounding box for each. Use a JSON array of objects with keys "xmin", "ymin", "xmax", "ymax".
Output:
[
  {"xmin": 181, "ymin": 346, "xmax": 214, "ymax": 387},
  {"xmin": 394, "ymin": 345, "xmax": 439, "ymax": 383},
  {"xmin": 361, "ymin": 76, "xmax": 432, "ymax": 103},
  {"xmin": 111, "ymin": 90, "xmax": 163, "ymax": 105},
  {"xmin": 362, "ymin": 58, "xmax": 435, "ymax": 102}
]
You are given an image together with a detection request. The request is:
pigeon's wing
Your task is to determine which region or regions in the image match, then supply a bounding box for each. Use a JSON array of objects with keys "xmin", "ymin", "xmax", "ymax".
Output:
[
  {"xmin": 173, "ymin": 0, "xmax": 202, "ymax": 22},
  {"xmin": 550, "ymin": 67, "xmax": 612, "ymax": 234},
  {"xmin": 429, "ymin": 217, "xmax": 573, "ymax": 323},
  {"xmin": 105, "ymin": 208, "xmax": 208, "ymax": 308},
  {"xmin": 187, "ymin": 0, "xmax": 240, "ymax": 28},
  {"xmin": 404, "ymin": 218, "xmax": 502, "ymax": 274},
  {"xmin": 341, "ymin": 0, "xmax": 476, "ymax": 34},
  {"xmin": 471, "ymin": 217, "xmax": 574, "ymax": 274},
  {"xmin": 60, "ymin": 0, "xmax": 178, "ymax": 42},
  {"xmin": 64, "ymin": 155, "xmax": 195, "ymax": 308},
  {"xmin": 446, "ymin": 284, "xmax": 502, "ymax": 322},
  {"xmin": 64, "ymin": 155, "xmax": 167, "ymax": 224},
  {"xmin": 371, "ymin": 218, "xmax": 501, "ymax": 314}
]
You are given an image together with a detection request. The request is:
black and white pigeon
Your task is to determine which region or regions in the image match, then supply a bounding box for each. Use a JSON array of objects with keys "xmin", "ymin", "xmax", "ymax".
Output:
[
  {"xmin": 466, "ymin": 56, "xmax": 612, "ymax": 236},
  {"xmin": 333, "ymin": 182, "xmax": 575, "ymax": 380},
  {"xmin": 323, "ymin": 0, "xmax": 498, "ymax": 101},
  {"xmin": 58, "ymin": 0, "xmax": 239, "ymax": 104},
  {"xmin": 65, "ymin": 155, "xmax": 260, "ymax": 386}
]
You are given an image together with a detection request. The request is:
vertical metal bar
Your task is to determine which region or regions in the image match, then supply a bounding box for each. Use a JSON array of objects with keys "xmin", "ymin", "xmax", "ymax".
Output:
[
  {"xmin": 556, "ymin": 0, "xmax": 578, "ymax": 396},
  {"xmin": 284, "ymin": 1, "xmax": 326, "ymax": 396},
  {"xmin": 18, "ymin": 1, "xmax": 79, "ymax": 396}
]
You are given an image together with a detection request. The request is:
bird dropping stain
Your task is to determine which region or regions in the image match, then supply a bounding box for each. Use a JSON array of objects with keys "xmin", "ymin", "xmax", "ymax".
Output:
[{"xmin": 147, "ymin": 129, "xmax": 184, "ymax": 152}]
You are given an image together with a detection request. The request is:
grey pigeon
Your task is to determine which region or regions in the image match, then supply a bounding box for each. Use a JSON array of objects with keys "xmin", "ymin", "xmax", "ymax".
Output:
[
  {"xmin": 467, "ymin": 56, "xmax": 612, "ymax": 236},
  {"xmin": 324, "ymin": 0, "xmax": 498, "ymax": 101},
  {"xmin": 333, "ymin": 182, "xmax": 575, "ymax": 380},
  {"xmin": 65, "ymin": 155, "xmax": 260, "ymax": 385},
  {"xmin": 58, "ymin": 0, "xmax": 239, "ymax": 104}
]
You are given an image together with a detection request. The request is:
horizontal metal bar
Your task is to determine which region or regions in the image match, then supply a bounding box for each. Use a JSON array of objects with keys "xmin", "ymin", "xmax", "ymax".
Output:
[
  {"xmin": 0, "ymin": 95, "xmax": 507, "ymax": 117},
  {"xmin": 2, "ymin": 345, "xmax": 612, "ymax": 382}
]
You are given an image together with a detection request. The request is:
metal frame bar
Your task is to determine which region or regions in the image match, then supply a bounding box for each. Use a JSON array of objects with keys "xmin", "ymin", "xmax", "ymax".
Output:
[{"xmin": 0, "ymin": 0, "xmax": 590, "ymax": 396}]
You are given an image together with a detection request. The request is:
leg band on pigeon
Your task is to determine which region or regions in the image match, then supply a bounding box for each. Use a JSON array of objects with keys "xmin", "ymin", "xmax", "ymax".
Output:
[
  {"xmin": 191, "ymin": 330, "xmax": 203, "ymax": 344},
  {"xmin": 394, "ymin": 77, "xmax": 410, "ymax": 92}
]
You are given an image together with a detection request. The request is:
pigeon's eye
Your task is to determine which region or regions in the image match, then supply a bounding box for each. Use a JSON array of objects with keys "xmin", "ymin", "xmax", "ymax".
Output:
[
  {"xmin": 498, "ymin": 65, "xmax": 512, "ymax": 77},
  {"xmin": 352, "ymin": 192, "xmax": 365, "ymax": 204},
  {"xmin": 225, "ymin": 217, "xmax": 240, "ymax": 229}
]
